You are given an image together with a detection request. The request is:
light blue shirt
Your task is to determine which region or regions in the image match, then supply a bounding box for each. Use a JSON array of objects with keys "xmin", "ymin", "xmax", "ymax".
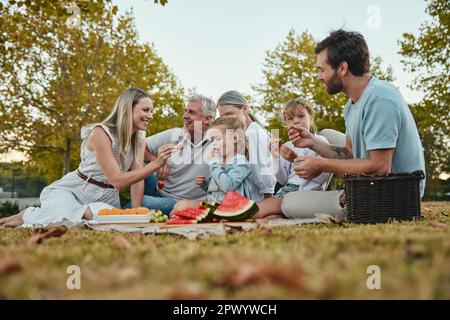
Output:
[
  {"xmin": 203, "ymin": 154, "xmax": 253, "ymax": 202},
  {"xmin": 343, "ymin": 76, "xmax": 426, "ymax": 197}
]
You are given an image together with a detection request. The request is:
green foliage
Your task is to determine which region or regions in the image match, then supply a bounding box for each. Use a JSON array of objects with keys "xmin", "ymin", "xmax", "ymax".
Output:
[
  {"xmin": 399, "ymin": 0, "xmax": 449, "ymax": 198},
  {"xmin": 253, "ymin": 29, "xmax": 393, "ymax": 141},
  {"xmin": 0, "ymin": 0, "xmax": 184, "ymax": 183},
  {"xmin": 0, "ymin": 162, "xmax": 47, "ymax": 197},
  {"xmin": 0, "ymin": 201, "xmax": 19, "ymax": 218}
]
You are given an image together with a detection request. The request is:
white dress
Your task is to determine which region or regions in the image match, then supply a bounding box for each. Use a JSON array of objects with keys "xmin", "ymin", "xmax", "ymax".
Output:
[{"xmin": 22, "ymin": 124, "xmax": 134, "ymax": 227}]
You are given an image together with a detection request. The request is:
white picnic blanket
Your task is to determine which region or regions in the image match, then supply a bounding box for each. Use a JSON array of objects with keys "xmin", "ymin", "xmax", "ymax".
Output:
[
  {"xmin": 85, "ymin": 216, "xmax": 334, "ymax": 240},
  {"xmin": 28, "ymin": 215, "xmax": 340, "ymax": 240}
]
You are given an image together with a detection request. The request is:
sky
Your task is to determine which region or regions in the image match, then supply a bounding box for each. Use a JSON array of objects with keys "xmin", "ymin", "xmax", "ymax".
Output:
[
  {"xmin": 0, "ymin": 0, "xmax": 431, "ymax": 163},
  {"xmin": 114, "ymin": 0, "xmax": 429, "ymax": 103}
]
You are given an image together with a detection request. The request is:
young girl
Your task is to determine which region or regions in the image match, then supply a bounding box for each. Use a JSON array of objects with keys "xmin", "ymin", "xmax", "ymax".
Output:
[
  {"xmin": 171, "ymin": 116, "xmax": 253, "ymax": 213},
  {"xmin": 217, "ymin": 90, "xmax": 276, "ymax": 201},
  {"xmin": 253, "ymin": 98, "xmax": 331, "ymax": 219},
  {"xmin": 0, "ymin": 88, "xmax": 176, "ymax": 228}
]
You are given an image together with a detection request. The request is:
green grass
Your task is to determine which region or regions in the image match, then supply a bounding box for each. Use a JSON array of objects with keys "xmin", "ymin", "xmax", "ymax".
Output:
[{"xmin": 0, "ymin": 202, "xmax": 449, "ymax": 299}]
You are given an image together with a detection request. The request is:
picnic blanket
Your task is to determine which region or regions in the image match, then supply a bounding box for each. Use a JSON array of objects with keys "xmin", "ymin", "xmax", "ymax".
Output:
[
  {"xmin": 85, "ymin": 215, "xmax": 337, "ymax": 240},
  {"xmin": 34, "ymin": 214, "xmax": 341, "ymax": 240}
]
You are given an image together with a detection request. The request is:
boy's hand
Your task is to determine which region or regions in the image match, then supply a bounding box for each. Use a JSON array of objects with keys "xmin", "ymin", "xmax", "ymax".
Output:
[
  {"xmin": 196, "ymin": 176, "xmax": 206, "ymax": 188},
  {"xmin": 280, "ymin": 144, "xmax": 298, "ymax": 163}
]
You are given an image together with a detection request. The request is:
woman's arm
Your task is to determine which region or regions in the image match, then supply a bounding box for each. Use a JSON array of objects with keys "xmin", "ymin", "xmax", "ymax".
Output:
[
  {"xmin": 89, "ymin": 127, "xmax": 174, "ymax": 191},
  {"xmin": 130, "ymin": 139, "xmax": 146, "ymax": 208}
]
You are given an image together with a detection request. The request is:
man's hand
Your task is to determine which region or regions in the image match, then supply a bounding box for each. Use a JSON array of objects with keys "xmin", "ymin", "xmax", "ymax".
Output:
[
  {"xmin": 288, "ymin": 125, "xmax": 314, "ymax": 149},
  {"xmin": 293, "ymin": 155, "xmax": 323, "ymax": 180}
]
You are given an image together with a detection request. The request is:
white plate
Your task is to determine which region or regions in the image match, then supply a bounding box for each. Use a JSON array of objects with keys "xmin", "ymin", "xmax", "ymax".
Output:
[{"xmin": 93, "ymin": 213, "xmax": 152, "ymax": 224}]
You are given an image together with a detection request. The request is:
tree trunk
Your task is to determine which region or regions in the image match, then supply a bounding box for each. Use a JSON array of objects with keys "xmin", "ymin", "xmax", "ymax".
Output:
[{"xmin": 62, "ymin": 138, "xmax": 71, "ymax": 175}]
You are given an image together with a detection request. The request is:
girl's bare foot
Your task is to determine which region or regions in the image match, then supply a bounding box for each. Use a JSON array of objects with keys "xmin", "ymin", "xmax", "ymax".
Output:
[{"xmin": 0, "ymin": 211, "xmax": 24, "ymax": 228}]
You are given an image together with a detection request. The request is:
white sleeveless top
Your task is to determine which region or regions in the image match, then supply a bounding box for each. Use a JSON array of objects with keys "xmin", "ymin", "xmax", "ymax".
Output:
[{"xmin": 42, "ymin": 124, "xmax": 135, "ymax": 208}]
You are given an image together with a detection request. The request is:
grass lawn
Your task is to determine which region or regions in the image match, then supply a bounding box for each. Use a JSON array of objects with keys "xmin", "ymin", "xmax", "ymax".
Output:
[{"xmin": 0, "ymin": 201, "xmax": 449, "ymax": 299}]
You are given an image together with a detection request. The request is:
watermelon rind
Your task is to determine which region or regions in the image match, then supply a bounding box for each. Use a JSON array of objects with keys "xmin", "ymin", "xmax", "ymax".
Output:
[{"xmin": 212, "ymin": 192, "xmax": 259, "ymax": 221}]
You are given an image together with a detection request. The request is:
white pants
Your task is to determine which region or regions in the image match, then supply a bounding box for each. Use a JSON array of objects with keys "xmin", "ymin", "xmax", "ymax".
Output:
[
  {"xmin": 281, "ymin": 190, "xmax": 346, "ymax": 220},
  {"xmin": 22, "ymin": 188, "xmax": 108, "ymax": 227}
]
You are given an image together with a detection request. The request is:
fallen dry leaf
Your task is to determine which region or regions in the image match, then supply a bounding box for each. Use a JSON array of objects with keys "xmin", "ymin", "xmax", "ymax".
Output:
[
  {"xmin": 429, "ymin": 221, "xmax": 447, "ymax": 228},
  {"xmin": 0, "ymin": 258, "xmax": 22, "ymax": 275},
  {"xmin": 219, "ymin": 262, "xmax": 304, "ymax": 292},
  {"xmin": 114, "ymin": 235, "xmax": 132, "ymax": 250},
  {"xmin": 167, "ymin": 282, "xmax": 205, "ymax": 300},
  {"xmin": 25, "ymin": 227, "xmax": 68, "ymax": 245},
  {"xmin": 102, "ymin": 265, "xmax": 144, "ymax": 284},
  {"xmin": 256, "ymin": 219, "xmax": 273, "ymax": 235},
  {"xmin": 328, "ymin": 216, "xmax": 346, "ymax": 227},
  {"xmin": 223, "ymin": 224, "xmax": 245, "ymax": 234}
]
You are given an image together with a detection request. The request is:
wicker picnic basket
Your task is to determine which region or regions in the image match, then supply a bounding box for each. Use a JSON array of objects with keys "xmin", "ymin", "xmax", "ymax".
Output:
[{"xmin": 344, "ymin": 171, "xmax": 424, "ymax": 224}]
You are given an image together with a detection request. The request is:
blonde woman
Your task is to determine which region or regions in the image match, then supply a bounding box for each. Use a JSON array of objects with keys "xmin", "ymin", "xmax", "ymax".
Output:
[{"xmin": 0, "ymin": 88, "xmax": 176, "ymax": 227}]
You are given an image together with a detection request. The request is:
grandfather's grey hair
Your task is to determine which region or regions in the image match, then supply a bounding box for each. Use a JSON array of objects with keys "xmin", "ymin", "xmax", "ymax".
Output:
[{"xmin": 188, "ymin": 94, "xmax": 217, "ymax": 118}]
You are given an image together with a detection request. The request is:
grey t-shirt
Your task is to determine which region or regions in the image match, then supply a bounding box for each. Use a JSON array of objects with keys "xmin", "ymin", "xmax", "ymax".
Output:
[{"xmin": 146, "ymin": 128, "xmax": 212, "ymax": 200}]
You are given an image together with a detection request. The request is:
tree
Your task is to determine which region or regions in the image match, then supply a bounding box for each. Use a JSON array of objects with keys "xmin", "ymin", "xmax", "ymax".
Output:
[
  {"xmin": 0, "ymin": 0, "xmax": 184, "ymax": 182},
  {"xmin": 253, "ymin": 29, "xmax": 393, "ymax": 141},
  {"xmin": 399, "ymin": 0, "xmax": 449, "ymax": 199}
]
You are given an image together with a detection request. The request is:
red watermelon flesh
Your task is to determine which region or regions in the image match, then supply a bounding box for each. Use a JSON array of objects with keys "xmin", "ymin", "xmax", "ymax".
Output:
[
  {"xmin": 166, "ymin": 217, "xmax": 198, "ymax": 225},
  {"xmin": 213, "ymin": 191, "xmax": 259, "ymax": 221},
  {"xmin": 167, "ymin": 205, "xmax": 212, "ymax": 224},
  {"xmin": 173, "ymin": 206, "xmax": 209, "ymax": 220}
]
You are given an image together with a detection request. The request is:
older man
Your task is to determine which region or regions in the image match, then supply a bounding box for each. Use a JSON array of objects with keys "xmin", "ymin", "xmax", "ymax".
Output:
[
  {"xmin": 282, "ymin": 29, "xmax": 425, "ymax": 219},
  {"xmin": 140, "ymin": 94, "xmax": 217, "ymax": 214}
]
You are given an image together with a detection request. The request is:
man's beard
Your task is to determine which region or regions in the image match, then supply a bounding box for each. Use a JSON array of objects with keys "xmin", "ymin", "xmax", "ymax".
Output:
[{"xmin": 324, "ymin": 72, "xmax": 343, "ymax": 95}]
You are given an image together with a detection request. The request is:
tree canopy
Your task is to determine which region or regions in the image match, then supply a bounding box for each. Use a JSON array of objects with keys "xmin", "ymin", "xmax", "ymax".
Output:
[
  {"xmin": 0, "ymin": 0, "xmax": 184, "ymax": 182},
  {"xmin": 253, "ymin": 29, "xmax": 393, "ymax": 141}
]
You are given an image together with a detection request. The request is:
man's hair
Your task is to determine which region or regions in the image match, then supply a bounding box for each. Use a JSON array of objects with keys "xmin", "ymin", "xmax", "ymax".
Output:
[
  {"xmin": 188, "ymin": 94, "xmax": 217, "ymax": 118},
  {"xmin": 314, "ymin": 29, "xmax": 370, "ymax": 76}
]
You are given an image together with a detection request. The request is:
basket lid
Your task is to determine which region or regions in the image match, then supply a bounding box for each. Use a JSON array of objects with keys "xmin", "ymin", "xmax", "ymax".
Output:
[{"xmin": 344, "ymin": 170, "xmax": 425, "ymax": 182}]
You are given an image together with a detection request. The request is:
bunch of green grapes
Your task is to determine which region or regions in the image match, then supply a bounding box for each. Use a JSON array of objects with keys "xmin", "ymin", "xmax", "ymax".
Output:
[{"xmin": 149, "ymin": 210, "xmax": 169, "ymax": 223}]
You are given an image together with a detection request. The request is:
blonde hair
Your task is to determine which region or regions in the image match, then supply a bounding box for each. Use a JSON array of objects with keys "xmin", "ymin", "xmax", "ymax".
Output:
[
  {"xmin": 209, "ymin": 116, "xmax": 249, "ymax": 159},
  {"xmin": 102, "ymin": 87, "xmax": 149, "ymax": 167},
  {"xmin": 282, "ymin": 98, "xmax": 317, "ymax": 134}
]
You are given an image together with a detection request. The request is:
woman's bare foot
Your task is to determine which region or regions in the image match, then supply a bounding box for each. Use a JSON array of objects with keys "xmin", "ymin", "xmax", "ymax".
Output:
[
  {"xmin": 0, "ymin": 211, "xmax": 25, "ymax": 228},
  {"xmin": 83, "ymin": 208, "xmax": 93, "ymax": 220}
]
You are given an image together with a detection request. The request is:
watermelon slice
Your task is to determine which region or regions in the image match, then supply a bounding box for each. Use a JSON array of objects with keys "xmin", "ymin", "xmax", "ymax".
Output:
[
  {"xmin": 173, "ymin": 206, "xmax": 210, "ymax": 222},
  {"xmin": 166, "ymin": 217, "xmax": 198, "ymax": 225},
  {"xmin": 212, "ymin": 191, "xmax": 259, "ymax": 221}
]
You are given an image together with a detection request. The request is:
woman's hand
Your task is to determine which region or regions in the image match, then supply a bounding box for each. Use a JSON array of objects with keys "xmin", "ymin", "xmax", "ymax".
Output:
[
  {"xmin": 154, "ymin": 144, "xmax": 177, "ymax": 168},
  {"xmin": 288, "ymin": 125, "xmax": 314, "ymax": 148}
]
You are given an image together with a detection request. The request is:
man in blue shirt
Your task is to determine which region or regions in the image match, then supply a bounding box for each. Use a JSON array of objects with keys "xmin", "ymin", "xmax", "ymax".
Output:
[{"xmin": 283, "ymin": 29, "xmax": 425, "ymax": 219}]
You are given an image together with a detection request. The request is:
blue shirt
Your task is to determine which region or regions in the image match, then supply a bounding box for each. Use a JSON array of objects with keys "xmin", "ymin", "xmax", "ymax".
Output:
[
  {"xmin": 343, "ymin": 76, "xmax": 426, "ymax": 197},
  {"xmin": 203, "ymin": 154, "xmax": 253, "ymax": 202}
]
